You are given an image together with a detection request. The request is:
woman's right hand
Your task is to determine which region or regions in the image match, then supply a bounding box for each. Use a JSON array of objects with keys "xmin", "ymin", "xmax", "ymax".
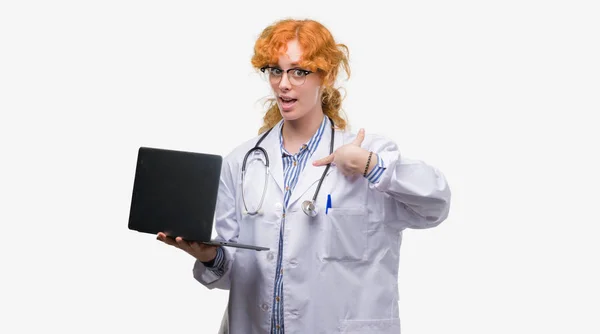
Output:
[{"xmin": 156, "ymin": 232, "xmax": 219, "ymax": 263}]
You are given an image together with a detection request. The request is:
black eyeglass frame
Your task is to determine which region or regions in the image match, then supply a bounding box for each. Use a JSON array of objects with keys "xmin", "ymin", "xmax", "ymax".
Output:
[{"xmin": 259, "ymin": 66, "xmax": 314, "ymax": 85}]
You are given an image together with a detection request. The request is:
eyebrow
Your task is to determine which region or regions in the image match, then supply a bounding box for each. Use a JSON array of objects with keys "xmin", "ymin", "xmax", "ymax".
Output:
[{"xmin": 269, "ymin": 63, "xmax": 302, "ymax": 68}]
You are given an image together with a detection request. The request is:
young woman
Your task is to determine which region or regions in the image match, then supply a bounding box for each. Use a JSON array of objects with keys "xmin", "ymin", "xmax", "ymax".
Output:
[{"xmin": 157, "ymin": 18, "xmax": 451, "ymax": 334}]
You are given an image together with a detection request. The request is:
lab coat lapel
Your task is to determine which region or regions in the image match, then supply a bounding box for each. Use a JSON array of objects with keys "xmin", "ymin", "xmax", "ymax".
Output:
[
  {"xmin": 262, "ymin": 120, "xmax": 285, "ymax": 193},
  {"xmin": 287, "ymin": 126, "xmax": 345, "ymax": 209}
]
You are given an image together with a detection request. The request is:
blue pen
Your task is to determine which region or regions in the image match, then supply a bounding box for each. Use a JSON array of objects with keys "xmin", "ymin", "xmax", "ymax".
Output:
[{"xmin": 326, "ymin": 194, "xmax": 332, "ymax": 214}]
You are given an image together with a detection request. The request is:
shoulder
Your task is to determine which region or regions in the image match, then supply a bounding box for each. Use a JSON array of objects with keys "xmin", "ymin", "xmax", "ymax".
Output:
[
  {"xmin": 215, "ymin": 132, "xmax": 264, "ymax": 184},
  {"xmin": 221, "ymin": 127, "xmax": 276, "ymax": 169},
  {"xmin": 222, "ymin": 134, "xmax": 261, "ymax": 164}
]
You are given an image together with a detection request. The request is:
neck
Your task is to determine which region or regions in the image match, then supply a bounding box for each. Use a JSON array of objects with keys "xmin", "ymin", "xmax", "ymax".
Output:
[{"xmin": 282, "ymin": 111, "xmax": 325, "ymax": 145}]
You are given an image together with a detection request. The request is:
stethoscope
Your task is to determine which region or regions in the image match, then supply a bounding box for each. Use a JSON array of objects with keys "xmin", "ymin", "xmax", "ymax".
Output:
[{"xmin": 241, "ymin": 117, "xmax": 334, "ymax": 218}]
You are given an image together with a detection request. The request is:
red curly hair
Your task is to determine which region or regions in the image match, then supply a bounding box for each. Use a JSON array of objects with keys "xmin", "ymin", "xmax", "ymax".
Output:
[{"xmin": 251, "ymin": 19, "xmax": 351, "ymax": 134}]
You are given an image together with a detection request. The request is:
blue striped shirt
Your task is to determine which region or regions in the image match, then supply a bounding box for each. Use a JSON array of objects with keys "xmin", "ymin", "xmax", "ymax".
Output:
[{"xmin": 205, "ymin": 117, "xmax": 386, "ymax": 333}]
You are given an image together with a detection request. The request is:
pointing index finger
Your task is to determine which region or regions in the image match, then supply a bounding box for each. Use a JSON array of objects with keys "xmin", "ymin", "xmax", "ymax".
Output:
[{"xmin": 313, "ymin": 153, "xmax": 334, "ymax": 167}]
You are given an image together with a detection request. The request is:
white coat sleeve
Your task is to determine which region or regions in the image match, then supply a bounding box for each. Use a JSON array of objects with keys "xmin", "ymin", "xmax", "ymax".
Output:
[
  {"xmin": 192, "ymin": 155, "xmax": 239, "ymax": 290},
  {"xmin": 368, "ymin": 135, "xmax": 451, "ymax": 230}
]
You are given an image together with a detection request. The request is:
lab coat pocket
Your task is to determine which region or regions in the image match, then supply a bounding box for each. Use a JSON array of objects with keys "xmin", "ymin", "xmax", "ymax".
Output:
[{"xmin": 322, "ymin": 207, "xmax": 368, "ymax": 262}]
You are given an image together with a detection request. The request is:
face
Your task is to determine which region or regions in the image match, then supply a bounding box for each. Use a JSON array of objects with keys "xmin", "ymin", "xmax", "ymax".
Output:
[{"xmin": 266, "ymin": 40, "xmax": 323, "ymax": 121}]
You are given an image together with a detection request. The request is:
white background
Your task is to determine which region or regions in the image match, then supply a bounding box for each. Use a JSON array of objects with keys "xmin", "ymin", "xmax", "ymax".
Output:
[{"xmin": 1, "ymin": 1, "xmax": 599, "ymax": 333}]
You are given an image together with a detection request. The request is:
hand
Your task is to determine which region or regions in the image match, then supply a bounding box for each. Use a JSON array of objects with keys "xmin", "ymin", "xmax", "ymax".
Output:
[
  {"xmin": 312, "ymin": 128, "xmax": 376, "ymax": 177},
  {"xmin": 156, "ymin": 232, "xmax": 219, "ymax": 263}
]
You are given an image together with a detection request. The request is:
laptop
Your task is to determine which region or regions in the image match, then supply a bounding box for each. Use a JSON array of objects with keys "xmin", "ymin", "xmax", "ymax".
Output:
[{"xmin": 127, "ymin": 146, "xmax": 269, "ymax": 251}]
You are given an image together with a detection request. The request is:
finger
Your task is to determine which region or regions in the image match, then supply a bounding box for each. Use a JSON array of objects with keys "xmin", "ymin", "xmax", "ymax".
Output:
[
  {"xmin": 192, "ymin": 242, "xmax": 219, "ymax": 254},
  {"xmin": 202, "ymin": 243, "xmax": 221, "ymax": 251},
  {"xmin": 312, "ymin": 153, "xmax": 334, "ymax": 166},
  {"xmin": 351, "ymin": 128, "xmax": 365, "ymax": 146},
  {"xmin": 159, "ymin": 235, "xmax": 178, "ymax": 247},
  {"xmin": 175, "ymin": 237, "xmax": 193, "ymax": 252},
  {"xmin": 190, "ymin": 241, "xmax": 204, "ymax": 252}
]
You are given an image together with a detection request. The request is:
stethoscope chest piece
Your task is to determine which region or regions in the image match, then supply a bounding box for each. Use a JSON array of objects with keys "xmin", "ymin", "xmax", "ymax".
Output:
[{"xmin": 301, "ymin": 200, "xmax": 318, "ymax": 217}]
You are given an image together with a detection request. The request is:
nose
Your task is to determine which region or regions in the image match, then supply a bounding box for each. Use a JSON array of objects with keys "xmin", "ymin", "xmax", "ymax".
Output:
[{"xmin": 278, "ymin": 72, "xmax": 292, "ymax": 91}]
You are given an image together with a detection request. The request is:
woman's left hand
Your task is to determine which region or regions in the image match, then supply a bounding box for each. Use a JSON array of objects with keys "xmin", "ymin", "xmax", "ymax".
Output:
[{"xmin": 312, "ymin": 128, "xmax": 376, "ymax": 177}]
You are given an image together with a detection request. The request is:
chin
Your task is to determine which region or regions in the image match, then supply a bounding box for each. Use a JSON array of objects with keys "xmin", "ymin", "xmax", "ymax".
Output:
[
  {"xmin": 280, "ymin": 113, "xmax": 301, "ymax": 122},
  {"xmin": 278, "ymin": 106, "xmax": 305, "ymax": 121}
]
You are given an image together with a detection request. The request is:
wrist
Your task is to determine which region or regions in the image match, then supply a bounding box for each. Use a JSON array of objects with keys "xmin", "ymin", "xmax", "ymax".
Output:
[
  {"xmin": 358, "ymin": 150, "xmax": 377, "ymax": 176},
  {"xmin": 199, "ymin": 248, "xmax": 218, "ymax": 264}
]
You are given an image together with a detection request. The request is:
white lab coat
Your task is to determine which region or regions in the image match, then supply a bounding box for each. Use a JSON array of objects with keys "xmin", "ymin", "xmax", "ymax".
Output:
[{"xmin": 193, "ymin": 119, "xmax": 451, "ymax": 334}]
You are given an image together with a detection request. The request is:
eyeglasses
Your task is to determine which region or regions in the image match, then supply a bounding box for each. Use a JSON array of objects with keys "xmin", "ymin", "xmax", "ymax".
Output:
[{"xmin": 260, "ymin": 66, "xmax": 314, "ymax": 86}]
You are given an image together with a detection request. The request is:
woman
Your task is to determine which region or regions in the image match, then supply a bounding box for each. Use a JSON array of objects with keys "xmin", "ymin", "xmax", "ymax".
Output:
[{"xmin": 157, "ymin": 18, "xmax": 451, "ymax": 334}]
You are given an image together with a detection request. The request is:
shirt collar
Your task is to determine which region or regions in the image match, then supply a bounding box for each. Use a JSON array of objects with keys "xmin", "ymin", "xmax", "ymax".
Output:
[{"xmin": 279, "ymin": 115, "xmax": 329, "ymax": 157}]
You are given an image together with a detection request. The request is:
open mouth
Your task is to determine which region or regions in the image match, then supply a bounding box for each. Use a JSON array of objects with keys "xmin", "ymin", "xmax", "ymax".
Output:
[
  {"xmin": 280, "ymin": 97, "xmax": 297, "ymax": 103},
  {"xmin": 279, "ymin": 97, "xmax": 298, "ymax": 110}
]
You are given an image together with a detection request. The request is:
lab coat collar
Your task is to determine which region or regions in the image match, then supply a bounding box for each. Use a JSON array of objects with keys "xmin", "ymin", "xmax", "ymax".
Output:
[{"xmin": 263, "ymin": 119, "xmax": 285, "ymax": 193}]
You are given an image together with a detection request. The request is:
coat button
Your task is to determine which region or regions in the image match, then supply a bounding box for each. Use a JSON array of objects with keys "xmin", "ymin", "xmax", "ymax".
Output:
[
  {"xmin": 289, "ymin": 259, "xmax": 298, "ymax": 267},
  {"xmin": 267, "ymin": 252, "xmax": 274, "ymax": 261},
  {"xmin": 261, "ymin": 303, "xmax": 269, "ymax": 311}
]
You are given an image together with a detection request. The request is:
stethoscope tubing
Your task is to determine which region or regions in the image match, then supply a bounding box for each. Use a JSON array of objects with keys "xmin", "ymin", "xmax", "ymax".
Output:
[{"xmin": 241, "ymin": 117, "xmax": 334, "ymax": 217}]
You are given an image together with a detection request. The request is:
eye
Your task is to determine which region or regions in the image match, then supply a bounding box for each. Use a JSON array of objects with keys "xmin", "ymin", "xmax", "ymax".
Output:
[
  {"xmin": 292, "ymin": 69, "xmax": 308, "ymax": 77},
  {"xmin": 270, "ymin": 68, "xmax": 283, "ymax": 76}
]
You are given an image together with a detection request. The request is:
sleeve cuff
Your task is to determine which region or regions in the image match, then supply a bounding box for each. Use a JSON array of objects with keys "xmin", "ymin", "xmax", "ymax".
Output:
[
  {"xmin": 202, "ymin": 246, "xmax": 226, "ymax": 277},
  {"xmin": 365, "ymin": 153, "xmax": 386, "ymax": 184}
]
